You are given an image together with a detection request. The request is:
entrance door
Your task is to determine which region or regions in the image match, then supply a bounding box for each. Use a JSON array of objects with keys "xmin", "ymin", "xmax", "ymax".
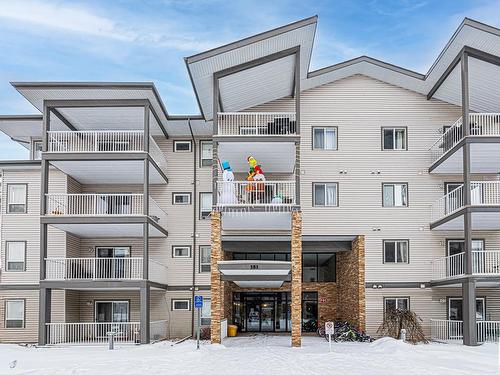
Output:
[
  {"xmin": 96, "ymin": 247, "xmax": 131, "ymax": 279},
  {"xmin": 260, "ymin": 301, "xmax": 274, "ymax": 332},
  {"xmin": 246, "ymin": 300, "xmax": 261, "ymax": 332},
  {"xmin": 448, "ymin": 297, "xmax": 485, "ymax": 338},
  {"xmin": 245, "ymin": 297, "xmax": 275, "ymax": 332}
]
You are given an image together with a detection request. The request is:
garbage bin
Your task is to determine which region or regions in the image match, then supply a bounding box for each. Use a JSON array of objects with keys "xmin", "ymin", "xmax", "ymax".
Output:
[{"xmin": 227, "ymin": 325, "xmax": 238, "ymax": 337}]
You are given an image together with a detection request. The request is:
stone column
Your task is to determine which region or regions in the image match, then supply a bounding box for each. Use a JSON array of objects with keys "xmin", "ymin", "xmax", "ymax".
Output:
[
  {"xmin": 210, "ymin": 211, "xmax": 222, "ymax": 344},
  {"xmin": 291, "ymin": 210, "xmax": 302, "ymax": 347},
  {"xmin": 353, "ymin": 235, "xmax": 366, "ymax": 331}
]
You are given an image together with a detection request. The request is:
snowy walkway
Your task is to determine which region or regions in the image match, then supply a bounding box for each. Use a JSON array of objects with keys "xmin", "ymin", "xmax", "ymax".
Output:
[{"xmin": 0, "ymin": 335, "xmax": 497, "ymax": 374}]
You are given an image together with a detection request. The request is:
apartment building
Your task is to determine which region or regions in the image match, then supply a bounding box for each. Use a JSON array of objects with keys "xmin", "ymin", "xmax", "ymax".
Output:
[{"xmin": 0, "ymin": 16, "xmax": 499, "ymax": 347}]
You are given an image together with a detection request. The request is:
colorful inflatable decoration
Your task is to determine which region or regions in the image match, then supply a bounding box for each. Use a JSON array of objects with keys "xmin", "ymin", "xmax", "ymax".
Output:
[
  {"xmin": 219, "ymin": 160, "xmax": 238, "ymax": 204},
  {"xmin": 246, "ymin": 156, "xmax": 266, "ymax": 196}
]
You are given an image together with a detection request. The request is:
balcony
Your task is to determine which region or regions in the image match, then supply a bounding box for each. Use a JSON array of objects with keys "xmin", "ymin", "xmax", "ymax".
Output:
[
  {"xmin": 431, "ymin": 251, "xmax": 500, "ymax": 281},
  {"xmin": 45, "ymin": 257, "xmax": 167, "ymax": 285},
  {"xmin": 45, "ymin": 131, "xmax": 167, "ymax": 184},
  {"xmin": 217, "ymin": 112, "xmax": 297, "ymax": 137},
  {"xmin": 44, "ymin": 193, "xmax": 168, "ymax": 237},
  {"xmin": 430, "ymin": 319, "xmax": 500, "ymax": 343},
  {"xmin": 45, "ymin": 320, "xmax": 168, "ymax": 345},
  {"xmin": 429, "ymin": 113, "xmax": 500, "ymax": 173},
  {"xmin": 430, "ymin": 181, "xmax": 500, "ymax": 230}
]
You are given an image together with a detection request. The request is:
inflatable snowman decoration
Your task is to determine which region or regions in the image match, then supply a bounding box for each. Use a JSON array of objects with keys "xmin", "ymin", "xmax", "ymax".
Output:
[{"xmin": 219, "ymin": 160, "xmax": 238, "ymax": 204}]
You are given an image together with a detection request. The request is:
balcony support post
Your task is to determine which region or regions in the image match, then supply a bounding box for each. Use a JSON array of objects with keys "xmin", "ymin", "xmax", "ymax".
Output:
[
  {"xmin": 143, "ymin": 157, "xmax": 149, "ymax": 281},
  {"xmin": 140, "ymin": 282, "xmax": 150, "ymax": 344},
  {"xmin": 40, "ymin": 104, "xmax": 50, "ymax": 282},
  {"xmin": 294, "ymin": 48, "xmax": 301, "ymax": 205},
  {"xmin": 38, "ymin": 287, "xmax": 51, "ymax": 345},
  {"xmin": 461, "ymin": 50, "xmax": 477, "ymax": 346},
  {"xmin": 144, "ymin": 104, "xmax": 150, "ymax": 153}
]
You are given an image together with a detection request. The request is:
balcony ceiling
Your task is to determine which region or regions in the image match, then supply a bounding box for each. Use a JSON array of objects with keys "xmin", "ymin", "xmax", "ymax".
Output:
[
  {"xmin": 222, "ymin": 211, "xmax": 292, "ymax": 231},
  {"xmin": 218, "ymin": 142, "xmax": 295, "ymax": 173},
  {"xmin": 0, "ymin": 115, "xmax": 42, "ymax": 147},
  {"xmin": 49, "ymin": 222, "xmax": 166, "ymax": 237},
  {"xmin": 50, "ymin": 159, "xmax": 166, "ymax": 184},
  {"xmin": 432, "ymin": 210, "xmax": 500, "ymax": 231},
  {"xmin": 431, "ymin": 142, "xmax": 500, "ymax": 174}
]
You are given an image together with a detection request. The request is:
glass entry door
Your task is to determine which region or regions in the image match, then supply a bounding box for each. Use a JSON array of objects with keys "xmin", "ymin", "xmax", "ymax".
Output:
[
  {"xmin": 95, "ymin": 301, "xmax": 130, "ymax": 337},
  {"xmin": 96, "ymin": 247, "xmax": 131, "ymax": 279}
]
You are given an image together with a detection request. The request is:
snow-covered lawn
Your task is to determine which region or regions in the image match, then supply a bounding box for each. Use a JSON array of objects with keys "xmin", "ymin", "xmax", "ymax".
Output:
[{"xmin": 0, "ymin": 335, "xmax": 497, "ymax": 375}]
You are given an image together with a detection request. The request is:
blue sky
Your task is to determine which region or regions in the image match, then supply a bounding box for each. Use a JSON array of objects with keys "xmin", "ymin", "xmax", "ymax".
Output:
[{"xmin": 0, "ymin": 0, "xmax": 499, "ymax": 159}]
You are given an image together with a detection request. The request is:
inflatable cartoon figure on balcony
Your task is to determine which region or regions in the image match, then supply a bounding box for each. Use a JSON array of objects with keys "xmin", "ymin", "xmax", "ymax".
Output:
[
  {"xmin": 219, "ymin": 160, "xmax": 238, "ymax": 205},
  {"xmin": 246, "ymin": 156, "xmax": 266, "ymax": 202}
]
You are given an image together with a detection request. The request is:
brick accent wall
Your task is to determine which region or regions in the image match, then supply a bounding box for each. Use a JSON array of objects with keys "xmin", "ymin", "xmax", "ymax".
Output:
[
  {"xmin": 336, "ymin": 235, "xmax": 366, "ymax": 331},
  {"xmin": 291, "ymin": 211, "xmax": 302, "ymax": 347},
  {"xmin": 303, "ymin": 283, "xmax": 337, "ymax": 329},
  {"xmin": 210, "ymin": 211, "xmax": 222, "ymax": 344}
]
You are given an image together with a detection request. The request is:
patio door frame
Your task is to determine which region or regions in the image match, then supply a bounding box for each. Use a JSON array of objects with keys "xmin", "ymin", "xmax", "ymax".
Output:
[
  {"xmin": 94, "ymin": 300, "xmax": 131, "ymax": 338},
  {"xmin": 95, "ymin": 246, "xmax": 131, "ymax": 279}
]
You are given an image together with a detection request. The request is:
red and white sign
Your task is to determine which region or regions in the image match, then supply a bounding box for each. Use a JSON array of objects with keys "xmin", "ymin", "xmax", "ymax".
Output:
[
  {"xmin": 325, "ymin": 321, "xmax": 335, "ymax": 335},
  {"xmin": 319, "ymin": 297, "xmax": 327, "ymax": 304}
]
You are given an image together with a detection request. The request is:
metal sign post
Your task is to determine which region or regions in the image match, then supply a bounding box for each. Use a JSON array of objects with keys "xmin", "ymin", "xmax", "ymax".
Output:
[
  {"xmin": 325, "ymin": 321, "xmax": 334, "ymax": 352},
  {"xmin": 194, "ymin": 295, "xmax": 203, "ymax": 350}
]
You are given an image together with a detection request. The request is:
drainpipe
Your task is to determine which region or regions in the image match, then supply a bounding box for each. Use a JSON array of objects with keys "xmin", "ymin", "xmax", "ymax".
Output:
[{"xmin": 188, "ymin": 119, "xmax": 197, "ymax": 337}]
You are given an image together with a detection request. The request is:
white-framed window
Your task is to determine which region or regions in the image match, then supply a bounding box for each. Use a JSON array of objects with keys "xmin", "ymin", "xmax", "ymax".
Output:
[
  {"xmin": 5, "ymin": 300, "xmax": 25, "ymax": 328},
  {"xmin": 172, "ymin": 193, "xmax": 191, "ymax": 205},
  {"xmin": 200, "ymin": 192, "xmax": 212, "ymax": 219},
  {"xmin": 172, "ymin": 299, "xmax": 190, "ymax": 311},
  {"xmin": 172, "ymin": 246, "xmax": 191, "ymax": 258},
  {"xmin": 32, "ymin": 140, "xmax": 43, "ymax": 160},
  {"xmin": 382, "ymin": 127, "xmax": 407, "ymax": 150},
  {"xmin": 313, "ymin": 183, "xmax": 338, "ymax": 206},
  {"xmin": 200, "ymin": 246, "xmax": 211, "ymax": 273},
  {"xmin": 313, "ymin": 127, "xmax": 337, "ymax": 150},
  {"xmin": 200, "ymin": 141, "xmax": 213, "ymax": 167},
  {"xmin": 383, "ymin": 183, "xmax": 408, "ymax": 207},
  {"xmin": 6, "ymin": 241, "xmax": 26, "ymax": 271},
  {"xmin": 383, "ymin": 240, "xmax": 409, "ymax": 263},
  {"xmin": 7, "ymin": 184, "xmax": 27, "ymax": 213},
  {"xmin": 201, "ymin": 298, "xmax": 211, "ymax": 325},
  {"xmin": 384, "ymin": 297, "xmax": 409, "ymax": 313},
  {"xmin": 174, "ymin": 140, "xmax": 192, "ymax": 152}
]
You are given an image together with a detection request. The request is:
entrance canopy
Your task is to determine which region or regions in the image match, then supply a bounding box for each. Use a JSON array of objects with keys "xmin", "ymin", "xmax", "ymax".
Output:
[{"xmin": 218, "ymin": 260, "xmax": 291, "ymax": 288}]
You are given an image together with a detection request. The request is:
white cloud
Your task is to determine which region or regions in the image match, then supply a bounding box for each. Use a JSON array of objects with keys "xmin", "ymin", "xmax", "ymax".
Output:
[{"xmin": 0, "ymin": 0, "xmax": 222, "ymax": 51}]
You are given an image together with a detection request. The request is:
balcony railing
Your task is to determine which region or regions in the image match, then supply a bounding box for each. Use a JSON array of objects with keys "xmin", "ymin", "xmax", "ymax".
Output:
[
  {"xmin": 45, "ymin": 257, "xmax": 168, "ymax": 284},
  {"xmin": 431, "ymin": 250, "xmax": 500, "ymax": 280},
  {"xmin": 46, "ymin": 130, "xmax": 167, "ymax": 168},
  {"xmin": 46, "ymin": 320, "xmax": 168, "ymax": 345},
  {"xmin": 217, "ymin": 112, "xmax": 297, "ymax": 136},
  {"xmin": 216, "ymin": 181, "xmax": 296, "ymax": 207},
  {"xmin": 46, "ymin": 193, "xmax": 144, "ymax": 216},
  {"xmin": 429, "ymin": 113, "xmax": 500, "ymax": 163},
  {"xmin": 430, "ymin": 319, "xmax": 500, "ymax": 343},
  {"xmin": 430, "ymin": 181, "xmax": 500, "ymax": 223}
]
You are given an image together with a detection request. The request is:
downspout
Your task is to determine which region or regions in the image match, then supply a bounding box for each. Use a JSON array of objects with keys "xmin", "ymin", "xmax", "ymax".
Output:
[{"xmin": 188, "ymin": 118, "xmax": 197, "ymax": 337}]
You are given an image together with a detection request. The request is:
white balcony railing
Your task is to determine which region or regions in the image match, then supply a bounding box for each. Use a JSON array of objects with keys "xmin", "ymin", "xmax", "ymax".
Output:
[
  {"xmin": 45, "ymin": 257, "xmax": 168, "ymax": 284},
  {"xmin": 430, "ymin": 113, "xmax": 500, "ymax": 163},
  {"xmin": 216, "ymin": 181, "xmax": 296, "ymax": 207},
  {"xmin": 46, "ymin": 131, "xmax": 167, "ymax": 169},
  {"xmin": 431, "ymin": 250, "xmax": 500, "ymax": 280},
  {"xmin": 46, "ymin": 322, "xmax": 141, "ymax": 345},
  {"xmin": 217, "ymin": 112, "xmax": 297, "ymax": 136},
  {"xmin": 46, "ymin": 193, "xmax": 144, "ymax": 216},
  {"xmin": 430, "ymin": 181, "xmax": 500, "ymax": 223},
  {"xmin": 430, "ymin": 319, "xmax": 500, "ymax": 343}
]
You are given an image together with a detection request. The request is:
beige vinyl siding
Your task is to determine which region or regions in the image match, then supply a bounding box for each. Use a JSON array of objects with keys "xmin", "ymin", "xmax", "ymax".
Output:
[
  {"xmin": 0, "ymin": 290, "xmax": 39, "ymax": 343},
  {"xmin": 165, "ymin": 291, "xmax": 193, "ymax": 338},
  {"xmin": 0, "ymin": 169, "xmax": 68, "ymax": 284}
]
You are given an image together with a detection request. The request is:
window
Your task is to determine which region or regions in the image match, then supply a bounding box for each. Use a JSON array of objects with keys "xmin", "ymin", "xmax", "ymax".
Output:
[
  {"xmin": 95, "ymin": 301, "xmax": 129, "ymax": 323},
  {"xmin": 172, "ymin": 193, "xmax": 191, "ymax": 205},
  {"xmin": 7, "ymin": 184, "xmax": 27, "ymax": 213},
  {"xmin": 200, "ymin": 246, "xmax": 211, "ymax": 272},
  {"xmin": 201, "ymin": 298, "xmax": 211, "ymax": 325},
  {"xmin": 5, "ymin": 300, "xmax": 24, "ymax": 328},
  {"xmin": 200, "ymin": 193, "xmax": 212, "ymax": 219},
  {"xmin": 302, "ymin": 253, "xmax": 336, "ymax": 282},
  {"xmin": 174, "ymin": 140, "xmax": 192, "ymax": 152},
  {"xmin": 32, "ymin": 140, "xmax": 42, "ymax": 160},
  {"xmin": 382, "ymin": 128, "xmax": 407, "ymax": 150},
  {"xmin": 200, "ymin": 141, "xmax": 213, "ymax": 167},
  {"xmin": 313, "ymin": 183, "xmax": 338, "ymax": 207},
  {"xmin": 172, "ymin": 299, "xmax": 190, "ymax": 311},
  {"xmin": 447, "ymin": 239, "xmax": 484, "ymax": 256},
  {"xmin": 6, "ymin": 242, "xmax": 26, "ymax": 271},
  {"xmin": 383, "ymin": 183, "xmax": 408, "ymax": 207},
  {"xmin": 384, "ymin": 297, "xmax": 409, "ymax": 313},
  {"xmin": 383, "ymin": 240, "xmax": 409, "ymax": 263},
  {"xmin": 313, "ymin": 127, "xmax": 337, "ymax": 150},
  {"xmin": 172, "ymin": 246, "xmax": 191, "ymax": 258}
]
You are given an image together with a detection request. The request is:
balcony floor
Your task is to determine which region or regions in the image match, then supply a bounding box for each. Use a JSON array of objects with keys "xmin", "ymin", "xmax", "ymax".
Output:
[{"xmin": 47, "ymin": 221, "xmax": 167, "ymax": 238}]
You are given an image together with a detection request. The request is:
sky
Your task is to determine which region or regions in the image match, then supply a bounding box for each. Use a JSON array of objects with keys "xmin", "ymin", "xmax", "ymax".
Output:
[{"xmin": 0, "ymin": 0, "xmax": 499, "ymax": 159}]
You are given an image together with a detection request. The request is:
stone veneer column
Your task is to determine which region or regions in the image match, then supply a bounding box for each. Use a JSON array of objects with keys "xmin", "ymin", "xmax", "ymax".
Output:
[
  {"xmin": 291, "ymin": 210, "xmax": 302, "ymax": 347},
  {"xmin": 210, "ymin": 211, "xmax": 222, "ymax": 344}
]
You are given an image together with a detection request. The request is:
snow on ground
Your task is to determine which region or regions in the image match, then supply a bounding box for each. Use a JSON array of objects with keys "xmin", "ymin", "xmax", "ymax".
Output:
[{"xmin": 0, "ymin": 335, "xmax": 498, "ymax": 375}]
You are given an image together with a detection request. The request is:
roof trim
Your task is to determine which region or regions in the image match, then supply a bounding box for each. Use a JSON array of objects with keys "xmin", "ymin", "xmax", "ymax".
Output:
[
  {"xmin": 0, "ymin": 114, "xmax": 42, "ymax": 120},
  {"xmin": 184, "ymin": 15, "xmax": 317, "ymax": 64},
  {"xmin": 307, "ymin": 55, "xmax": 425, "ymax": 80}
]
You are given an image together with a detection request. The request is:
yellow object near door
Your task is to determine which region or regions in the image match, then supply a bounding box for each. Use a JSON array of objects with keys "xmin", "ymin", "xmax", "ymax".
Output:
[{"xmin": 228, "ymin": 325, "xmax": 238, "ymax": 337}]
